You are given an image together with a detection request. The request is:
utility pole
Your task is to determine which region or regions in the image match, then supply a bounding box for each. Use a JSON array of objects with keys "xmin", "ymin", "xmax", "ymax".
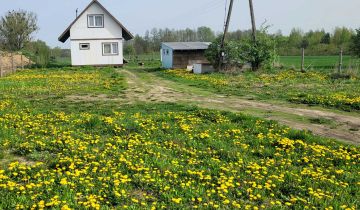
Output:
[
  {"xmin": 219, "ymin": 0, "xmax": 234, "ymax": 70},
  {"xmin": 248, "ymin": 0, "xmax": 257, "ymax": 42}
]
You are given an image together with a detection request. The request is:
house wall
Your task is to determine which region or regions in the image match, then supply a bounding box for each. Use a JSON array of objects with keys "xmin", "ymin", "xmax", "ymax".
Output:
[
  {"xmin": 69, "ymin": 2, "xmax": 124, "ymax": 66},
  {"xmin": 71, "ymin": 39, "xmax": 123, "ymax": 66},
  {"xmin": 70, "ymin": 2, "xmax": 123, "ymax": 40},
  {"xmin": 161, "ymin": 44, "xmax": 173, "ymax": 69}
]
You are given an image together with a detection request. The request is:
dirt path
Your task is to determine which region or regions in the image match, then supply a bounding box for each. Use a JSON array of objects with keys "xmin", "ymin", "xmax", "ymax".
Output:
[{"xmin": 121, "ymin": 69, "xmax": 360, "ymax": 145}]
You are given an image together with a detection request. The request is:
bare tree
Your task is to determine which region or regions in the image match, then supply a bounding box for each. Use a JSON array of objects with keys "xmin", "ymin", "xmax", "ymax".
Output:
[{"xmin": 0, "ymin": 10, "xmax": 38, "ymax": 52}]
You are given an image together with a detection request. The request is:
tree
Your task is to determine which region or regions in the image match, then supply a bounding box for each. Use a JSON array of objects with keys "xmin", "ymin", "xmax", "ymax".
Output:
[
  {"xmin": 25, "ymin": 40, "xmax": 50, "ymax": 67},
  {"xmin": 350, "ymin": 28, "xmax": 360, "ymax": 57},
  {"xmin": 206, "ymin": 29, "xmax": 276, "ymax": 71},
  {"xmin": 239, "ymin": 31, "xmax": 277, "ymax": 70},
  {"xmin": 300, "ymin": 39, "xmax": 309, "ymax": 49},
  {"xmin": 288, "ymin": 28, "xmax": 303, "ymax": 48},
  {"xmin": 0, "ymin": 10, "xmax": 38, "ymax": 52},
  {"xmin": 124, "ymin": 44, "xmax": 136, "ymax": 57},
  {"xmin": 197, "ymin": 26, "xmax": 215, "ymax": 42},
  {"xmin": 51, "ymin": 47, "xmax": 62, "ymax": 58},
  {"xmin": 321, "ymin": 33, "xmax": 331, "ymax": 44},
  {"xmin": 332, "ymin": 27, "xmax": 353, "ymax": 48},
  {"xmin": 205, "ymin": 37, "xmax": 243, "ymax": 70}
]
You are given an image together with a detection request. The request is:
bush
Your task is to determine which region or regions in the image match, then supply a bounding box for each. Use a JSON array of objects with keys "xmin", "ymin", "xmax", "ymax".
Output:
[
  {"xmin": 205, "ymin": 29, "xmax": 276, "ymax": 71},
  {"xmin": 238, "ymin": 32, "xmax": 277, "ymax": 70}
]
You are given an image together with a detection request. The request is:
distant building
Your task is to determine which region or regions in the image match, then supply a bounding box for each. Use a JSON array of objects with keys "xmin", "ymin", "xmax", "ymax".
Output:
[
  {"xmin": 58, "ymin": 0, "xmax": 133, "ymax": 66},
  {"xmin": 161, "ymin": 42, "xmax": 211, "ymax": 69}
]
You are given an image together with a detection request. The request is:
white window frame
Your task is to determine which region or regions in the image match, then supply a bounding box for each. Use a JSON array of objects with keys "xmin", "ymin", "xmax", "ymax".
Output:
[
  {"xmin": 88, "ymin": 14, "xmax": 104, "ymax": 28},
  {"xmin": 79, "ymin": 43, "xmax": 90, "ymax": 50},
  {"xmin": 102, "ymin": 42, "xmax": 119, "ymax": 56}
]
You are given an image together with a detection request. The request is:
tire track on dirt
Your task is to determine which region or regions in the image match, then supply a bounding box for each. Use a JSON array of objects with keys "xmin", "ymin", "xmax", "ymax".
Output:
[{"xmin": 121, "ymin": 69, "xmax": 360, "ymax": 144}]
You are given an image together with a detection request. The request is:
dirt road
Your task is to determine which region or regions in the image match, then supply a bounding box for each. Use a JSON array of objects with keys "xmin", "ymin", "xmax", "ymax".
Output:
[{"xmin": 120, "ymin": 69, "xmax": 360, "ymax": 145}]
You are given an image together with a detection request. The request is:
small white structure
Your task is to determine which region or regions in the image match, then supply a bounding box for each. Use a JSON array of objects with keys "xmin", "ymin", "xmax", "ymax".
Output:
[
  {"xmin": 193, "ymin": 63, "xmax": 215, "ymax": 74},
  {"xmin": 161, "ymin": 42, "xmax": 211, "ymax": 69},
  {"xmin": 58, "ymin": 0, "xmax": 133, "ymax": 66}
]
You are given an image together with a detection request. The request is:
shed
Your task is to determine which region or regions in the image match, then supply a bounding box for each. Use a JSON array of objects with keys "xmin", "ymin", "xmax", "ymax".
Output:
[{"xmin": 161, "ymin": 42, "xmax": 211, "ymax": 69}]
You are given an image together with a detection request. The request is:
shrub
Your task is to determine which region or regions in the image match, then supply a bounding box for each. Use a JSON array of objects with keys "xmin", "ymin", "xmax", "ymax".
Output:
[{"xmin": 205, "ymin": 29, "xmax": 277, "ymax": 71}]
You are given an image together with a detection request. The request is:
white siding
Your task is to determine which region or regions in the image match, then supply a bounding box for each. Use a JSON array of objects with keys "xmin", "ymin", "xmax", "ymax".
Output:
[
  {"xmin": 69, "ymin": 2, "xmax": 124, "ymax": 66},
  {"xmin": 70, "ymin": 3, "xmax": 123, "ymax": 39},
  {"xmin": 71, "ymin": 40, "xmax": 123, "ymax": 66},
  {"xmin": 161, "ymin": 44, "xmax": 173, "ymax": 69}
]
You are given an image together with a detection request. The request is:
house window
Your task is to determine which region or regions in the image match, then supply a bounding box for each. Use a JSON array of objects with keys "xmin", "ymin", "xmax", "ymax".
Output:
[
  {"xmin": 79, "ymin": 43, "xmax": 90, "ymax": 50},
  {"xmin": 88, "ymin": 15, "xmax": 104, "ymax": 28},
  {"xmin": 103, "ymin": 42, "xmax": 119, "ymax": 55}
]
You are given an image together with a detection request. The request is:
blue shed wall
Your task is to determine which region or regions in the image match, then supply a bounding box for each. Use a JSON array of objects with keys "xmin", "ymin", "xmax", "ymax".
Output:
[{"xmin": 161, "ymin": 44, "xmax": 173, "ymax": 69}]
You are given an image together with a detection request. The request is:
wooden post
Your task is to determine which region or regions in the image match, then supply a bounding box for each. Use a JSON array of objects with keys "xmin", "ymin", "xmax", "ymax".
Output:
[
  {"xmin": 0, "ymin": 53, "xmax": 2, "ymax": 78},
  {"xmin": 301, "ymin": 48, "xmax": 305, "ymax": 72},
  {"xmin": 11, "ymin": 53, "xmax": 15, "ymax": 73},
  {"xmin": 219, "ymin": 0, "xmax": 235, "ymax": 70},
  {"xmin": 248, "ymin": 0, "xmax": 257, "ymax": 42},
  {"xmin": 21, "ymin": 52, "xmax": 24, "ymax": 70},
  {"xmin": 338, "ymin": 48, "xmax": 343, "ymax": 73}
]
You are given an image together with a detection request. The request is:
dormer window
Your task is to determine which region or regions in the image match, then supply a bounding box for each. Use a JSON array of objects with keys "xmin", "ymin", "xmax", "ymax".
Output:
[{"xmin": 88, "ymin": 14, "xmax": 104, "ymax": 28}]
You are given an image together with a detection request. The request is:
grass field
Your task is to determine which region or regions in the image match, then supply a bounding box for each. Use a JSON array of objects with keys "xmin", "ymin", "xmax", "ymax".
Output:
[
  {"xmin": 158, "ymin": 69, "xmax": 360, "ymax": 112},
  {"xmin": 60, "ymin": 53, "xmax": 360, "ymax": 71},
  {"xmin": 278, "ymin": 56, "xmax": 360, "ymax": 70},
  {"xmin": 123, "ymin": 54, "xmax": 360, "ymax": 70},
  {"xmin": 0, "ymin": 67, "xmax": 359, "ymax": 209}
]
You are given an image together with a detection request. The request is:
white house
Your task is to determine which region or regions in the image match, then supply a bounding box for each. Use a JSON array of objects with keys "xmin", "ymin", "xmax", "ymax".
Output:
[{"xmin": 58, "ymin": 0, "xmax": 133, "ymax": 66}]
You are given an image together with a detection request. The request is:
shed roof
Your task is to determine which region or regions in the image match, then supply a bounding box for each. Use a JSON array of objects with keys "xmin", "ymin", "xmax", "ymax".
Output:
[
  {"xmin": 162, "ymin": 42, "xmax": 211, "ymax": 51},
  {"xmin": 58, "ymin": 0, "xmax": 133, "ymax": 43}
]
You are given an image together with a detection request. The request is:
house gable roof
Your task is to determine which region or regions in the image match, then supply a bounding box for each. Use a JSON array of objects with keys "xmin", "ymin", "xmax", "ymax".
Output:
[
  {"xmin": 58, "ymin": 0, "xmax": 133, "ymax": 43},
  {"xmin": 162, "ymin": 42, "xmax": 211, "ymax": 51}
]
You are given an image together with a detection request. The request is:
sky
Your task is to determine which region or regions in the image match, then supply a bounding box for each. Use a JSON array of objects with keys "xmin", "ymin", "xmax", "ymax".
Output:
[{"xmin": 0, "ymin": 0, "xmax": 359, "ymax": 48}]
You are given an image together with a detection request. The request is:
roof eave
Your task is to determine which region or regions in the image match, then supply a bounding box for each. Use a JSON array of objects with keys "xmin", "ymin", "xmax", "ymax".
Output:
[{"xmin": 58, "ymin": 29, "xmax": 70, "ymax": 43}]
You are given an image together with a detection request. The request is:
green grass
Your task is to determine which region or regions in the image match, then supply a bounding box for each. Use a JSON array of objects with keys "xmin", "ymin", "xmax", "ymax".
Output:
[
  {"xmin": 157, "ymin": 69, "xmax": 360, "ymax": 112},
  {"xmin": 279, "ymin": 56, "xmax": 360, "ymax": 70},
  {"xmin": 127, "ymin": 53, "xmax": 360, "ymax": 71},
  {"xmin": 0, "ymin": 67, "xmax": 358, "ymax": 209}
]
